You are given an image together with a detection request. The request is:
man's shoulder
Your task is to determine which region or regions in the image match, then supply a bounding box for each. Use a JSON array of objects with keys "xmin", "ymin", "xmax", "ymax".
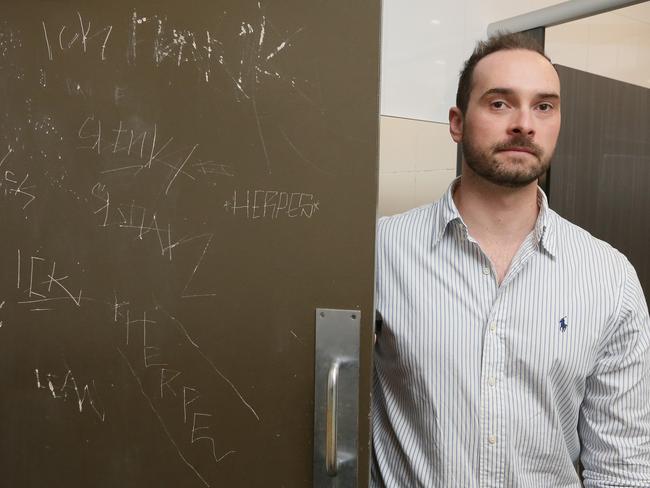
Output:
[
  {"xmin": 377, "ymin": 202, "xmax": 438, "ymax": 248},
  {"xmin": 377, "ymin": 201, "xmax": 438, "ymax": 238},
  {"xmin": 549, "ymin": 208, "xmax": 631, "ymax": 269}
]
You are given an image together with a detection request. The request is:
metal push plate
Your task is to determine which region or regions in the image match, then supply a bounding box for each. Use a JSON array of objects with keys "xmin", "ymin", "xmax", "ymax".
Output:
[{"xmin": 313, "ymin": 308, "xmax": 360, "ymax": 488}]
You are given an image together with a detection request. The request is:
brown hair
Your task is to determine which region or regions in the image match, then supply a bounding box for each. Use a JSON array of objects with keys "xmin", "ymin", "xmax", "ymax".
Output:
[{"xmin": 456, "ymin": 32, "xmax": 551, "ymax": 114}]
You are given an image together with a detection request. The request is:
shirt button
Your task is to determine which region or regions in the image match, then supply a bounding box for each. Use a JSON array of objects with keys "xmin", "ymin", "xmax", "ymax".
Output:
[
  {"xmin": 482, "ymin": 267, "xmax": 490, "ymax": 275},
  {"xmin": 489, "ymin": 322, "xmax": 497, "ymax": 332},
  {"xmin": 488, "ymin": 435, "xmax": 497, "ymax": 445},
  {"xmin": 488, "ymin": 377, "xmax": 496, "ymax": 386}
]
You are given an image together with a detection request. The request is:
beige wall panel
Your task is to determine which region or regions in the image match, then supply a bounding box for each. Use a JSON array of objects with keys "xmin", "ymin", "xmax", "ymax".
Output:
[
  {"xmin": 378, "ymin": 116, "xmax": 458, "ymax": 217},
  {"xmin": 379, "ymin": 116, "xmax": 418, "ymax": 173},
  {"xmin": 545, "ymin": 21, "xmax": 589, "ymax": 71},
  {"xmin": 380, "ymin": 116, "xmax": 457, "ymax": 174},
  {"xmin": 414, "ymin": 169, "xmax": 457, "ymax": 208},
  {"xmin": 546, "ymin": 3, "xmax": 650, "ymax": 90},
  {"xmin": 414, "ymin": 121, "xmax": 457, "ymax": 172},
  {"xmin": 378, "ymin": 172, "xmax": 416, "ymax": 217}
]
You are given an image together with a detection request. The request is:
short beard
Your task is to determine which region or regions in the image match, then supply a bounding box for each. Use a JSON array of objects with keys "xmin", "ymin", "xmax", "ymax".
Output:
[{"xmin": 462, "ymin": 133, "xmax": 551, "ymax": 188}]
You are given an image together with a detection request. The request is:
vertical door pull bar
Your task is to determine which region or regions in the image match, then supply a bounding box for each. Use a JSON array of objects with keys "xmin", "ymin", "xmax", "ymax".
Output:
[
  {"xmin": 326, "ymin": 360, "xmax": 341, "ymax": 476},
  {"xmin": 313, "ymin": 308, "xmax": 360, "ymax": 487}
]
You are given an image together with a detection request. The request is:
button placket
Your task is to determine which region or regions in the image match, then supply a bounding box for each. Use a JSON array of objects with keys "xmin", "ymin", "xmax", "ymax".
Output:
[
  {"xmin": 481, "ymin": 321, "xmax": 499, "ymax": 462},
  {"xmin": 479, "ymin": 288, "xmax": 507, "ymax": 482}
]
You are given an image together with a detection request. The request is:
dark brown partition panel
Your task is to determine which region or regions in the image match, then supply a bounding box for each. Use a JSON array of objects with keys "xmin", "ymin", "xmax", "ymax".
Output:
[
  {"xmin": 0, "ymin": 2, "xmax": 380, "ymax": 486},
  {"xmin": 551, "ymin": 65, "xmax": 650, "ymax": 298}
]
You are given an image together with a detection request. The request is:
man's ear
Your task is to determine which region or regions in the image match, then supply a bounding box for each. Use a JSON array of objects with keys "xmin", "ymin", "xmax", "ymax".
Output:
[{"xmin": 449, "ymin": 107, "xmax": 463, "ymax": 143}]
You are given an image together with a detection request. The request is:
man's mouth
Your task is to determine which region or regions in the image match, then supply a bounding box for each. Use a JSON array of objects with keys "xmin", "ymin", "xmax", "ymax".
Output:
[{"xmin": 499, "ymin": 147, "xmax": 534, "ymax": 154}]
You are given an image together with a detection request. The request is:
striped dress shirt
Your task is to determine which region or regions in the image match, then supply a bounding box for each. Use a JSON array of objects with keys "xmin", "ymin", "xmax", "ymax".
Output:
[{"xmin": 372, "ymin": 179, "xmax": 650, "ymax": 487}]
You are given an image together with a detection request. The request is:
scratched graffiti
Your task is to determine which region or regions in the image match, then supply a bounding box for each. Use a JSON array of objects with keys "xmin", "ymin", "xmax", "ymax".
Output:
[
  {"xmin": 78, "ymin": 116, "xmax": 234, "ymax": 189},
  {"xmin": 224, "ymin": 188, "xmax": 320, "ymax": 219},
  {"xmin": 41, "ymin": 12, "xmax": 113, "ymax": 62},
  {"xmin": 37, "ymin": 7, "xmax": 311, "ymax": 176},
  {"xmin": 113, "ymin": 299, "xmax": 261, "ymax": 485},
  {"xmin": 15, "ymin": 249, "xmax": 84, "ymax": 311},
  {"xmin": 0, "ymin": 21, "xmax": 23, "ymax": 58},
  {"xmin": 128, "ymin": 7, "xmax": 301, "ymax": 94},
  {"xmin": 0, "ymin": 148, "xmax": 37, "ymax": 210},
  {"xmin": 34, "ymin": 366, "xmax": 106, "ymax": 422},
  {"xmin": 40, "ymin": 8, "xmax": 302, "ymax": 94}
]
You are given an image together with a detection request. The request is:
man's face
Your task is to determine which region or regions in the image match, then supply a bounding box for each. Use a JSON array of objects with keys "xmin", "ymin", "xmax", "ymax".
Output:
[{"xmin": 457, "ymin": 49, "xmax": 561, "ymax": 188}]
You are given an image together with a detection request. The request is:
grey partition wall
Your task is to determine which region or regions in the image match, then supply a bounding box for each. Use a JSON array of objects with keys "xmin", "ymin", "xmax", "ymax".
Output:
[
  {"xmin": 550, "ymin": 65, "xmax": 650, "ymax": 298},
  {"xmin": 0, "ymin": 1, "xmax": 380, "ymax": 487}
]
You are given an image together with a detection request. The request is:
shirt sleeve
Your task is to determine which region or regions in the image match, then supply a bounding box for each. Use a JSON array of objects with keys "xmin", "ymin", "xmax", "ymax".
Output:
[{"xmin": 580, "ymin": 260, "xmax": 650, "ymax": 487}]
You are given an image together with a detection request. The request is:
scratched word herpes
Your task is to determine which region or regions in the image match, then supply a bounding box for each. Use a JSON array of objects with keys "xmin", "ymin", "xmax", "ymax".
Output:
[
  {"xmin": 224, "ymin": 188, "xmax": 319, "ymax": 220},
  {"xmin": 115, "ymin": 299, "xmax": 258, "ymax": 488}
]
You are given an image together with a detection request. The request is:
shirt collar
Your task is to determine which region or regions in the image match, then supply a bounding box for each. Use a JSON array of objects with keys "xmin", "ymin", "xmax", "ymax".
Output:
[
  {"xmin": 431, "ymin": 177, "xmax": 557, "ymax": 257},
  {"xmin": 431, "ymin": 177, "xmax": 463, "ymax": 248},
  {"xmin": 535, "ymin": 187, "xmax": 556, "ymax": 257}
]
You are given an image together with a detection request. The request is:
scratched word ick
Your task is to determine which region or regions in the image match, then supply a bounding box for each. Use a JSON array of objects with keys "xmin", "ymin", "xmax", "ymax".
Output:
[
  {"xmin": 0, "ymin": 148, "xmax": 37, "ymax": 210},
  {"xmin": 41, "ymin": 12, "xmax": 113, "ymax": 62},
  {"xmin": 224, "ymin": 189, "xmax": 319, "ymax": 220},
  {"xmin": 15, "ymin": 249, "xmax": 84, "ymax": 312}
]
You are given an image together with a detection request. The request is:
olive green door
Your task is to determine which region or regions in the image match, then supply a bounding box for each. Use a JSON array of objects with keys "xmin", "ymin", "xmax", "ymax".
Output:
[{"xmin": 0, "ymin": 2, "xmax": 380, "ymax": 486}]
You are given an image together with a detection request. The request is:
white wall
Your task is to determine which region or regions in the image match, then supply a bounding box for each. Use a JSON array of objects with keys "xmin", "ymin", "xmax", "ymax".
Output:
[{"xmin": 381, "ymin": 0, "xmax": 565, "ymax": 123}]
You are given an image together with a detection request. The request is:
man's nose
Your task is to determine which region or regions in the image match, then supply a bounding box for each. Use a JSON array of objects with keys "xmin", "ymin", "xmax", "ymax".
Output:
[{"xmin": 508, "ymin": 109, "xmax": 535, "ymax": 137}]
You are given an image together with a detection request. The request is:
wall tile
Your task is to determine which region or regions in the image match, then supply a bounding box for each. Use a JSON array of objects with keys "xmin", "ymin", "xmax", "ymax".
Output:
[
  {"xmin": 414, "ymin": 122, "xmax": 457, "ymax": 172},
  {"xmin": 377, "ymin": 172, "xmax": 416, "ymax": 217},
  {"xmin": 379, "ymin": 116, "xmax": 417, "ymax": 173},
  {"xmin": 414, "ymin": 169, "xmax": 457, "ymax": 208},
  {"xmin": 547, "ymin": 3, "xmax": 650, "ymax": 90},
  {"xmin": 545, "ymin": 21, "xmax": 589, "ymax": 71}
]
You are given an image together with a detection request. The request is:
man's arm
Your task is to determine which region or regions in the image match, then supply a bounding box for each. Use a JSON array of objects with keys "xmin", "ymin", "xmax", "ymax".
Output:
[{"xmin": 579, "ymin": 261, "xmax": 650, "ymax": 487}]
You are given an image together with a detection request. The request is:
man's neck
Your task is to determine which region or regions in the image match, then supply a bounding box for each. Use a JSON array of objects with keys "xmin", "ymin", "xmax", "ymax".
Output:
[
  {"xmin": 453, "ymin": 167, "xmax": 540, "ymax": 284},
  {"xmin": 453, "ymin": 167, "xmax": 540, "ymax": 243}
]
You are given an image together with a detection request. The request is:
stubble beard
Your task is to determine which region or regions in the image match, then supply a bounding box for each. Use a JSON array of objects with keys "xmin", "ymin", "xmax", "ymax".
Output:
[{"xmin": 461, "ymin": 131, "xmax": 553, "ymax": 188}]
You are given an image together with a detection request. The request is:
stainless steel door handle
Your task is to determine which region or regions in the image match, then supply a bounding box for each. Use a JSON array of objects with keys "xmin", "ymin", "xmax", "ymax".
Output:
[
  {"xmin": 326, "ymin": 360, "xmax": 340, "ymax": 476},
  {"xmin": 313, "ymin": 309, "xmax": 360, "ymax": 487}
]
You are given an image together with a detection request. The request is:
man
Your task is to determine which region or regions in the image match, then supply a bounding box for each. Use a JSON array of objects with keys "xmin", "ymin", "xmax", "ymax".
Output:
[{"xmin": 372, "ymin": 32, "xmax": 650, "ymax": 487}]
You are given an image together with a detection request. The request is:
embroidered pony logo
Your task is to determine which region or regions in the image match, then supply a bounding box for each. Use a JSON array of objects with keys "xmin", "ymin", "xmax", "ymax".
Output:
[{"xmin": 560, "ymin": 316, "xmax": 568, "ymax": 333}]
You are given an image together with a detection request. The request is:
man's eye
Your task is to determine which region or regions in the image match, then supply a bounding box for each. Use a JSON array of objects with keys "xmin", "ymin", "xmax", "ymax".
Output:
[
  {"xmin": 491, "ymin": 101, "xmax": 506, "ymax": 109},
  {"xmin": 537, "ymin": 103, "xmax": 553, "ymax": 111}
]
